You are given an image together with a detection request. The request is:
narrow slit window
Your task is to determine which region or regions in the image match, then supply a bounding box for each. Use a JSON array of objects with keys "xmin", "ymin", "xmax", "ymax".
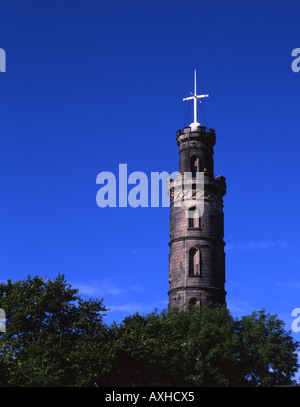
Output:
[
  {"xmin": 190, "ymin": 156, "xmax": 202, "ymax": 177},
  {"xmin": 189, "ymin": 248, "xmax": 201, "ymax": 276},
  {"xmin": 188, "ymin": 206, "xmax": 200, "ymax": 228}
]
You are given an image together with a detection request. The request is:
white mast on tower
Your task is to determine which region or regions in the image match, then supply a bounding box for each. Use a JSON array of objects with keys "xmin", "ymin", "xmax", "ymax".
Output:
[{"xmin": 183, "ymin": 70, "xmax": 209, "ymax": 130}]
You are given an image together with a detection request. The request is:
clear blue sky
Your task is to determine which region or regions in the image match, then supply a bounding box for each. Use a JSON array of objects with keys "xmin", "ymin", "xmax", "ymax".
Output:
[{"xmin": 0, "ymin": 0, "xmax": 300, "ymax": 355}]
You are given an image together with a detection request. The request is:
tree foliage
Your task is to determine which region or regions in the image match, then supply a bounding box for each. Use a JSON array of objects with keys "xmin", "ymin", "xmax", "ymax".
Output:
[
  {"xmin": 0, "ymin": 274, "xmax": 108, "ymax": 386},
  {"xmin": 0, "ymin": 275, "xmax": 299, "ymax": 387}
]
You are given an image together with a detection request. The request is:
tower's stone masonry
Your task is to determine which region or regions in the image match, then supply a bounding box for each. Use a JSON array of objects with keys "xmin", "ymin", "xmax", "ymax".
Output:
[{"xmin": 168, "ymin": 125, "xmax": 226, "ymax": 309}]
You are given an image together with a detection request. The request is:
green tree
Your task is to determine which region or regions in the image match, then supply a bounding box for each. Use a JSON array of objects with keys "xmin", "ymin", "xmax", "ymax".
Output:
[
  {"xmin": 0, "ymin": 274, "xmax": 108, "ymax": 386},
  {"xmin": 235, "ymin": 310, "xmax": 300, "ymax": 387},
  {"xmin": 0, "ymin": 275, "xmax": 299, "ymax": 387},
  {"xmin": 98, "ymin": 306, "xmax": 299, "ymax": 387}
]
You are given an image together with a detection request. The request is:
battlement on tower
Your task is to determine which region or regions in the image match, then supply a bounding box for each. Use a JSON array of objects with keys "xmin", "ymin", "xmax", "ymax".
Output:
[
  {"xmin": 177, "ymin": 125, "xmax": 215, "ymax": 136},
  {"xmin": 176, "ymin": 126, "xmax": 216, "ymax": 151}
]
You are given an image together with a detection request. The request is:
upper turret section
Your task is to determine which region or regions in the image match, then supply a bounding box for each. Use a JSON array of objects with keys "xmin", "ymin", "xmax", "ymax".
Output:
[{"xmin": 176, "ymin": 125, "xmax": 216, "ymax": 177}]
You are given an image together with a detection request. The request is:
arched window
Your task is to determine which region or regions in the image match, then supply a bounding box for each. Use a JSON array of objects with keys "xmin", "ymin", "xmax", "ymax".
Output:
[
  {"xmin": 189, "ymin": 248, "xmax": 201, "ymax": 276},
  {"xmin": 188, "ymin": 206, "xmax": 200, "ymax": 229},
  {"xmin": 188, "ymin": 297, "xmax": 201, "ymax": 307},
  {"xmin": 190, "ymin": 156, "xmax": 202, "ymax": 177}
]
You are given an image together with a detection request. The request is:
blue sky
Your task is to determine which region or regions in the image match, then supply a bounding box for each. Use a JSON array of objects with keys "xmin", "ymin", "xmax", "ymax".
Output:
[{"xmin": 0, "ymin": 0, "xmax": 300, "ymax": 364}]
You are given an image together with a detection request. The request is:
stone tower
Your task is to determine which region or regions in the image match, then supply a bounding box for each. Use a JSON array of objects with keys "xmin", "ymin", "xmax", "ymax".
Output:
[{"xmin": 168, "ymin": 73, "xmax": 226, "ymax": 309}]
